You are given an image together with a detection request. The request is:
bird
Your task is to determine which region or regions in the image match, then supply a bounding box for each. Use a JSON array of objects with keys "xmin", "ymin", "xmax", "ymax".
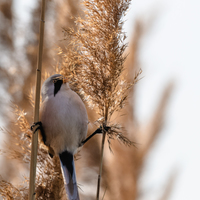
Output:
[
  {"xmin": 38, "ymin": 74, "xmax": 88, "ymax": 200},
  {"xmin": 31, "ymin": 74, "xmax": 110, "ymax": 199}
]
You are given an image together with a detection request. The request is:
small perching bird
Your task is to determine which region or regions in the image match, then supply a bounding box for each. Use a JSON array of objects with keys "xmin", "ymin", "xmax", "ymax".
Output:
[
  {"xmin": 38, "ymin": 74, "xmax": 88, "ymax": 200},
  {"xmin": 31, "ymin": 74, "xmax": 107, "ymax": 199}
]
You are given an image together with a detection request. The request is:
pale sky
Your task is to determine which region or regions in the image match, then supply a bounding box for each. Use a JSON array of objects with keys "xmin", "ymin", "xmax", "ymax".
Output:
[{"xmin": 124, "ymin": 0, "xmax": 200, "ymax": 199}]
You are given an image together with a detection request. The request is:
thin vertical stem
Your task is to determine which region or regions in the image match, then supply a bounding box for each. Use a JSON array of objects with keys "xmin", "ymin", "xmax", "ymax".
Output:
[
  {"xmin": 96, "ymin": 105, "xmax": 108, "ymax": 200},
  {"xmin": 28, "ymin": 0, "xmax": 46, "ymax": 200},
  {"xmin": 96, "ymin": 130, "xmax": 106, "ymax": 200}
]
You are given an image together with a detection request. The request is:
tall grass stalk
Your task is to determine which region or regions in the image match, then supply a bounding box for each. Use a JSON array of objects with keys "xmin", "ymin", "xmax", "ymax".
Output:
[
  {"xmin": 96, "ymin": 129, "xmax": 106, "ymax": 200},
  {"xmin": 28, "ymin": 0, "xmax": 46, "ymax": 199}
]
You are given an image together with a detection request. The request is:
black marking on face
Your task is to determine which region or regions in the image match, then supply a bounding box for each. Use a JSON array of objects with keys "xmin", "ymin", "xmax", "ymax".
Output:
[
  {"xmin": 54, "ymin": 79, "xmax": 63, "ymax": 96},
  {"xmin": 59, "ymin": 150, "xmax": 74, "ymax": 178}
]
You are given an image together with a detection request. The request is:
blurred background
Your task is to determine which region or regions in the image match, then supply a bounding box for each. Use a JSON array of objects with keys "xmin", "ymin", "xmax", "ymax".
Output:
[{"xmin": 0, "ymin": 0, "xmax": 200, "ymax": 199}]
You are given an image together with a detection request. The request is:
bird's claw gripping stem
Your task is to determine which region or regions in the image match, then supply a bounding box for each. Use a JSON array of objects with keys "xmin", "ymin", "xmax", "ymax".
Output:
[
  {"xmin": 31, "ymin": 121, "xmax": 42, "ymax": 133},
  {"xmin": 31, "ymin": 121, "xmax": 55, "ymax": 158},
  {"xmin": 31, "ymin": 121, "xmax": 46, "ymax": 144},
  {"xmin": 81, "ymin": 125, "xmax": 111, "ymax": 145}
]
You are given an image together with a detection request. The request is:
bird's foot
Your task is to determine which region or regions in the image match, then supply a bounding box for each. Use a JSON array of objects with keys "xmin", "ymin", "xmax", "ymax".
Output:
[
  {"xmin": 81, "ymin": 124, "xmax": 111, "ymax": 145},
  {"xmin": 31, "ymin": 121, "xmax": 46, "ymax": 145},
  {"xmin": 31, "ymin": 122, "xmax": 54, "ymax": 158},
  {"xmin": 95, "ymin": 125, "xmax": 111, "ymax": 134},
  {"xmin": 31, "ymin": 121, "xmax": 43, "ymax": 133}
]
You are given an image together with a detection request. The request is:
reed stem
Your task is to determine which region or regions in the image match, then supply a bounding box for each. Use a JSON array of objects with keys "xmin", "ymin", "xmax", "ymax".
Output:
[
  {"xmin": 96, "ymin": 108, "xmax": 108, "ymax": 200},
  {"xmin": 96, "ymin": 130, "xmax": 106, "ymax": 200},
  {"xmin": 28, "ymin": 0, "xmax": 46, "ymax": 199}
]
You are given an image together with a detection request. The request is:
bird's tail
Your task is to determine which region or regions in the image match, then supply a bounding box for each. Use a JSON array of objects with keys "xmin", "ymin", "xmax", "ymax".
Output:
[{"xmin": 59, "ymin": 151, "xmax": 79, "ymax": 200}]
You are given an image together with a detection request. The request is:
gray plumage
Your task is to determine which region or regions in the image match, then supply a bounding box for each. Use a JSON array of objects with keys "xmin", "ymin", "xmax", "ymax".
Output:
[{"xmin": 39, "ymin": 74, "xmax": 88, "ymax": 200}]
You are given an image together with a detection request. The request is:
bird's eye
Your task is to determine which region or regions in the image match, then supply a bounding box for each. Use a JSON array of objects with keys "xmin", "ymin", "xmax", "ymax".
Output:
[{"xmin": 53, "ymin": 79, "xmax": 57, "ymax": 83}]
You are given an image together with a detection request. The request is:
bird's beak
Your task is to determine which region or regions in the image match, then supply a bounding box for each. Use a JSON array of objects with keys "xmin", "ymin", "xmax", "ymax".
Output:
[{"xmin": 63, "ymin": 77, "xmax": 68, "ymax": 83}]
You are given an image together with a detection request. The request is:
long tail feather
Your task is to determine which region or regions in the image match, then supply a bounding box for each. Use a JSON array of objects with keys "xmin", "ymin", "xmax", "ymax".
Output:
[{"xmin": 59, "ymin": 151, "xmax": 80, "ymax": 200}]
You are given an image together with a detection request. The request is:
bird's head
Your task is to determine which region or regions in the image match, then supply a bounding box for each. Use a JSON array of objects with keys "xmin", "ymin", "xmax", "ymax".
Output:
[{"xmin": 41, "ymin": 74, "xmax": 70, "ymax": 101}]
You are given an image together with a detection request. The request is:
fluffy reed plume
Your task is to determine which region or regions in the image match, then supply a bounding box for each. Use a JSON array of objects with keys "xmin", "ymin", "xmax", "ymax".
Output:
[
  {"xmin": 59, "ymin": 0, "xmax": 141, "ymax": 143},
  {"xmin": 101, "ymin": 19, "xmax": 175, "ymax": 200},
  {"xmin": 58, "ymin": 0, "xmax": 141, "ymax": 198},
  {"xmin": 73, "ymin": 19, "xmax": 174, "ymax": 200}
]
